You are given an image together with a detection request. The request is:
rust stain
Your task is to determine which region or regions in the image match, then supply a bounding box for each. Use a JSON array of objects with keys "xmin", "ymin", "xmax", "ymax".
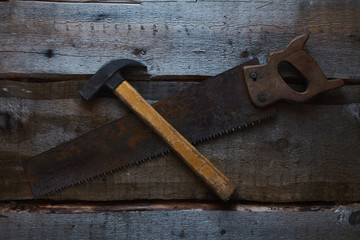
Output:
[
  {"xmin": 128, "ymin": 133, "xmax": 147, "ymax": 148},
  {"xmin": 116, "ymin": 121, "xmax": 128, "ymax": 137}
]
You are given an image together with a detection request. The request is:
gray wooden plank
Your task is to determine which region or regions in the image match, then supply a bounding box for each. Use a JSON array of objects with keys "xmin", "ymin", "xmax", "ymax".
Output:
[
  {"xmin": 0, "ymin": 203, "xmax": 359, "ymax": 239},
  {"xmin": 0, "ymin": 1, "xmax": 359, "ymax": 78}
]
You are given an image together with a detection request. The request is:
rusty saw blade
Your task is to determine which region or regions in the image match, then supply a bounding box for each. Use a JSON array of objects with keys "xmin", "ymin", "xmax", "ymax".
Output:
[{"xmin": 23, "ymin": 58, "xmax": 275, "ymax": 197}]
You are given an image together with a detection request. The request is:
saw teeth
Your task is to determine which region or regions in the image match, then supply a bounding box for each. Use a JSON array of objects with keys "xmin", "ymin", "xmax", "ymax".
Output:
[{"xmin": 43, "ymin": 113, "xmax": 275, "ymax": 196}]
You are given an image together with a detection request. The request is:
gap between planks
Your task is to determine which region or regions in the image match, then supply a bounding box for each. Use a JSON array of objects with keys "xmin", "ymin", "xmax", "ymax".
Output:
[{"xmin": 0, "ymin": 200, "xmax": 358, "ymax": 213}]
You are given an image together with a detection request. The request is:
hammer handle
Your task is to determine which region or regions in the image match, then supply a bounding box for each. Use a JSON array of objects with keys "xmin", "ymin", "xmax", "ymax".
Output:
[{"xmin": 114, "ymin": 81, "xmax": 236, "ymax": 201}]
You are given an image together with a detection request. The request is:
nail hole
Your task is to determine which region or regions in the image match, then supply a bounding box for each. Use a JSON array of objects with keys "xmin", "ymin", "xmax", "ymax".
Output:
[
  {"xmin": 133, "ymin": 48, "xmax": 147, "ymax": 56},
  {"xmin": 349, "ymin": 211, "xmax": 360, "ymax": 225},
  {"xmin": 241, "ymin": 50, "xmax": 249, "ymax": 57},
  {"xmin": 46, "ymin": 49, "xmax": 53, "ymax": 58},
  {"xmin": 0, "ymin": 113, "xmax": 17, "ymax": 132}
]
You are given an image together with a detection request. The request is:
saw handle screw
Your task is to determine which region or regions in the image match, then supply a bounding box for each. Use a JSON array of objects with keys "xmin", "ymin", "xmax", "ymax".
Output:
[
  {"xmin": 250, "ymin": 72, "xmax": 257, "ymax": 81},
  {"xmin": 258, "ymin": 94, "xmax": 266, "ymax": 103}
]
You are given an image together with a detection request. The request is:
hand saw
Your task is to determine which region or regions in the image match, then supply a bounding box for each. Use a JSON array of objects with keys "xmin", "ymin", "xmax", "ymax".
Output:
[{"xmin": 23, "ymin": 34, "xmax": 344, "ymax": 198}]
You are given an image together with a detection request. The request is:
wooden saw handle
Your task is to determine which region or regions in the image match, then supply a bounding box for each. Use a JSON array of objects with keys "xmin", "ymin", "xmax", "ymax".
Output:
[
  {"xmin": 114, "ymin": 80, "xmax": 236, "ymax": 201},
  {"xmin": 243, "ymin": 34, "xmax": 344, "ymax": 107}
]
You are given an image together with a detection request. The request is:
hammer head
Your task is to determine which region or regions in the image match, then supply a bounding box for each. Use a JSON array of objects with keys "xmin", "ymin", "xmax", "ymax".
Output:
[{"xmin": 79, "ymin": 58, "xmax": 146, "ymax": 100}]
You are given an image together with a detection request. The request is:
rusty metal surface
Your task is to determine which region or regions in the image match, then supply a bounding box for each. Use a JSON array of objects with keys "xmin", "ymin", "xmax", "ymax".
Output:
[{"xmin": 23, "ymin": 59, "xmax": 276, "ymax": 197}]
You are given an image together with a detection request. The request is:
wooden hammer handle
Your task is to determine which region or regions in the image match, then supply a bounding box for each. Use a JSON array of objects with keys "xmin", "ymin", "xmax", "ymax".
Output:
[{"xmin": 115, "ymin": 81, "xmax": 236, "ymax": 201}]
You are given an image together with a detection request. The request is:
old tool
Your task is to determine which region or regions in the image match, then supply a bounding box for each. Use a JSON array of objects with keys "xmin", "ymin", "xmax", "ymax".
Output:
[
  {"xmin": 78, "ymin": 59, "xmax": 236, "ymax": 201},
  {"xmin": 243, "ymin": 34, "xmax": 343, "ymax": 107},
  {"xmin": 23, "ymin": 34, "xmax": 344, "ymax": 198}
]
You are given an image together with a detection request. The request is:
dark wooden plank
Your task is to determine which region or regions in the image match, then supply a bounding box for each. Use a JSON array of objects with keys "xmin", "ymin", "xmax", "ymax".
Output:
[
  {"xmin": 0, "ymin": 79, "xmax": 359, "ymax": 201},
  {"xmin": 0, "ymin": 98, "xmax": 359, "ymax": 201},
  {"xmin": 1, "ymin": 79, "xmax": 359, "ymax": 102},
  {"xmin": 0, "ymin": 1, "xmax": 359, "ymax": 78},
  {"xmin": 0, "ymin": 80, "xmax": 197, "ymax": 100},
  {"xmin": 0, "ymin": 203, "xmax": 359, "ymax": 239}
]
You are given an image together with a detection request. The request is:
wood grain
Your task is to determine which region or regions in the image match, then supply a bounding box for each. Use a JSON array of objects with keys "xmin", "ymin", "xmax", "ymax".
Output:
[
  {"xmin": 1, "ymin": 79, "xmax": 359, "ymax": 102},
  {"xmin": 0, "ymin": 80, "xmax": 359, "ymax": 201},
  {"xmin": 0, "ymin": 203, "xmax": 359, "ymax": 239},
  {"xmin": 0, "ymin": 1, "xmax": 359, "ymax": 78},
  {"xmin": 0, "ymin": 0, "xmax": 359, "ymax": 202}
]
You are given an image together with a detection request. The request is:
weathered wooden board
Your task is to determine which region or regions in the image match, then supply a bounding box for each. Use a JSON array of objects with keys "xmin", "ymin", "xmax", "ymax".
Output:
[
  {"xmin": 0, "ymin": 0, "xmax": 359, "ymax": 78},
  {"xmin": 0, "ymin": 0, "xmax": 359, "ymax": 202},
  {"xmin": 0, "ymin": 78, "xmax": 359, "ymax": 201},
  {"xmin": 0, "ymin": 202, "xmax": 359, "ymax": 239}
]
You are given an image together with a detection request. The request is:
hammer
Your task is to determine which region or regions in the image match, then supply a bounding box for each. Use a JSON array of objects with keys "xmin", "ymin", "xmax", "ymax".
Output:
[{"xmin": 79, "ymin": 59, "xmax": 236, "ymax": 201}]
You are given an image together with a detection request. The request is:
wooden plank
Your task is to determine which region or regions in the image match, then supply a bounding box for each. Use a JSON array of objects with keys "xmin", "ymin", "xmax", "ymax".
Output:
[
  {"xmin": 0, "ymin": 0, "xmax": 359, "ymax": 201},
  {"xmin": 0, "ymin": 203, "xmax": 359, "ymax": 239},
  {"xmin": 0, "ymin": 1, "xmax": 359, "ymax": 78},
  {"xmin": 0, "ymin": 79, "xmax": 359, "ymax": 102},
  {"xmin": 0, "ymin": 80, "xmax": 197, "ymax": 100},
  {"xmin": 0, "ymin": 81, "xmax": 359, "ymax": 201}
]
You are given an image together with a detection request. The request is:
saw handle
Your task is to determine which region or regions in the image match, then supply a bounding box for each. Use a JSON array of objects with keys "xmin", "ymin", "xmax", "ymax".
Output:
[
  {"xmin": 243, "ymin": 34, "xmax": 344, "ymax": 107},
  {"xmin": 115, "ymin": 80, "xmax": 236, "ymax": 201}
]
